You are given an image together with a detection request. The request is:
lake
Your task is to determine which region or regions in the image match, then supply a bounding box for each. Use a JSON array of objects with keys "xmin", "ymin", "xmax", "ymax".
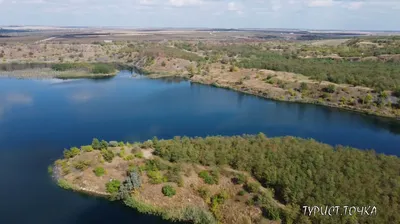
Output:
[{"xmin": 0, "ymin": 70, "xmax": 399, "ymax": 223}]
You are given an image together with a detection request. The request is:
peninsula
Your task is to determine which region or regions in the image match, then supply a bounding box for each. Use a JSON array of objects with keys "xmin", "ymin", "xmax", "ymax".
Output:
[{"xmin": 51, "ymin": 135, "xmax": 400, "ymax": 224}]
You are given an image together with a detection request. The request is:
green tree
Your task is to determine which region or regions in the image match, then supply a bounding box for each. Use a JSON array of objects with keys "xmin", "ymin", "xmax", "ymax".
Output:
[
  {"xmin": 92, "ymin": 138, "xmax": 101, "ymax": 150},
  {"xmin": 106, "ymin": 179, "xmax": 121, "ymax": 194},
  {"xmin": 93, "ymin": 167, "xmax": 106, "ymax": 177},
  {"xmin": 101, "ymin": 149, "xmax": 115, "ymax": 163},
  {"xmin": 162, "ymin": 185, "xmax": 176, "ymax": 197}
]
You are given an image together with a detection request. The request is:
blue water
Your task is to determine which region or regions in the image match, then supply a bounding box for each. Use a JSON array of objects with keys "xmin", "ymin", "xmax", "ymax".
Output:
[{"xmin": 0, "ymin": 70, "xmax": 399, "ymax": 223}]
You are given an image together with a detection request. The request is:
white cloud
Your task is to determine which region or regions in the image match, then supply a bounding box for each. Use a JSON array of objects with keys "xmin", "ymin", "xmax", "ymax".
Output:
[
  {"xmin": 168, "ymin": 0, "xmax": 203, "ymax": 7},
  {"xmin": 308, "ymin": 0, "xmax": 334, "ymax": 7},
  {"xmin": 345, "ymin": 1, "xmax": 364, "ymax": 10}
]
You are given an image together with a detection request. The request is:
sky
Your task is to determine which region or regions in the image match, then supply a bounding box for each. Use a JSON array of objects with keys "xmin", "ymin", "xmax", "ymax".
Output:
[{"xmin": 0, "ymin": 0, "xmax": 399, "ymax": 30}]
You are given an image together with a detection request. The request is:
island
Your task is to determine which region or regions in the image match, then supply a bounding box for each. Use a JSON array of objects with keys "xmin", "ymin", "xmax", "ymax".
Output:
[{"xmin": 50, "ymin": 134, "xmax": 400, "ymax": 224}]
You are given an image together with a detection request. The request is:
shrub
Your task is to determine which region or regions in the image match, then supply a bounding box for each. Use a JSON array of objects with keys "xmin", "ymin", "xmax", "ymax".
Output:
[
  {"xmin": 229, "ymin": 65, "xmax": 239, "ymax": 72},
  {"xmin": 91, "ymin": 63, "xmax": 114, "ymax": 74},
  {"xmin": 124, "ymin": 155, "xmax": 135, "ymax": 161},
  {"xmin": 118, "ymin": 141, "xmax": 125, "ymax": 147},
  {"xmin": 100, "ymin": 140, "xmax": 108, "ymax": 149},
  {"xmin": 93, "ymin": 167, "xmax": 106, "ymax": 177},
  {"xmin": 101, "ymin": 149, "xmax": 115, "ymax": 163},
  {"xmin": 106, "ymin": 180, "xmax": 121, "ymax": 194},
  {"xmin": 300, "ymin": 82, "xmax": 308, "ymax": 91},
  {"xmin": 198, "ymin": 187, "xmax": 211, "ymax": 201},
  {"xmin": 161, "ymin": 61, "xmax": 166, "ymax": 67},
  {"xmin": 108, "ymin": 141, "xmax": 118, "ymax": 147},
  {"xmin": 238, "ymin": 190, "xmax": 246, "ymax": 196},
  {"xmin": 92, "ymin": 138, "xmax": 101, "ymax": 150},
  {"xmin": 245, "ymin": 182, "xmax": 261, "ymax": 193},
  {"xmin": 74, "ymin": 160, "xmax": 91, "ymax": 170},
  {"xmin": 323, "ymin": 84, "xmax": 336, "ymax": 93},
  {"xmin": 81, "ymin": 145, "xmax": 93, "ymax": 152},
  {"xmin": 232, "ymin": 173, "xmax": 247, "ymax": 185},
  {"xmin": 147, "ymin": 170, "xmax": 166, "ymax": 184},
  {"xmin": 198, "ymin": 170, "xmax": 219, "ymax": 185},
  {"xmin": 47, "ymin": 165, "xmax": 53, "ymax": 175},
  {"xmin": 392, "ymin": 88, "xmax": 400, "ymax": 97},
  {"xmin": 63, "ymin": 147, "xmax": 80, "ymax": 159},
  {"xmin": 135, "ymin": 151, "xmax": 144, "ymax": 158},
  {"xmin": 58, "ymin": 179, "xmax": 73, "ymax": 190},
  {"xmin": 162, "ymin": 185, "xmax": 176, "ymax": 197}
]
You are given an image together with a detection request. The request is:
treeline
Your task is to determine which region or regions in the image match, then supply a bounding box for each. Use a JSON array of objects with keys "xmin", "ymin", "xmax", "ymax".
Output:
[
  {"xmin": 235, "ymin": 51, "xmax": 400, "ymax": 91},
  {"xmin": 151, "ymin": 134, "xmax": 400, "ymax": 224},
  {"xmin": 51, "ymin": 63, "xmax": 116, "ymax": 74}
]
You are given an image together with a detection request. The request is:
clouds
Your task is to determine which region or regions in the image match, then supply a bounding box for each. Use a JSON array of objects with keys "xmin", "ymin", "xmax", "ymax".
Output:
[{"xmin": 0, "ymin": 0, "xmax": 398, "ymax": 30}]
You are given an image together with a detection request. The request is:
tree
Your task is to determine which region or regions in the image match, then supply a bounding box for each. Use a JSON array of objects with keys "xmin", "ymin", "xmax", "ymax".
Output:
[
  {"xmin": 323, "ymin": 84, "xmax": 336, "ymax": 93},
  {"xmin": 101, "ymin": 149, "xmax": 115, "ymax": 163},
  {"xmin": 162, "ymin": 185, "xmax": 176, "ymax": 197},
  {"xmin": 100, "ymin": 140, "xmax": 108, "ymax": 149},
  {"xmin": 92, "ymin": 138, "xmax": 101, "ymax": 150},
  {"xmin": 93, "ymin": 167, "xmax": 106, "ymax": 177},
  {"xmin": 106, "ymin": 180, "xmax": 121, "ymax": 194},
  {"xmin": 244, "ymin": 182, "xmax": 261, "ymax": 193}
]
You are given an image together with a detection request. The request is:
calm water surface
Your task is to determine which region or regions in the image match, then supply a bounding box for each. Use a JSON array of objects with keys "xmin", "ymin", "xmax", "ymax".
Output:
[{"xmin": 0, "ymin": 71, "xmax": 399, "ymax": 223}]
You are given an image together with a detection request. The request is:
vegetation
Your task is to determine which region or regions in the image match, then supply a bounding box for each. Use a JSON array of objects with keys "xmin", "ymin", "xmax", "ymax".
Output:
[
  {"xmin": 93, "ymin": 167, "xmax": 106, "ymax": 177},
  {"xmin": 162, "ymin": 185, "xmax": 176, "ymax": 197},
  {"xmin": 153, "ymin": 134, "xmax": 400, "ymax": 224},
  {"xmin": 63, "ymin": 147, "xmax": 80, "ymax": 159},
  {"xmin": 51, "ymin": 63, "xmax": 115, "ymax": 74},
  {"xmin": 106, "ymin": 180, "xmax": 121, "ymax": 194},
  {"xmin": 101, "ymin": 149, "xmax": 115, "ymax": 163}
]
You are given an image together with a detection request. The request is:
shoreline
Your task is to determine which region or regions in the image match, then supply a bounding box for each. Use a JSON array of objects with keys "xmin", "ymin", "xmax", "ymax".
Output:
[
  {"xmin": 146, "ymin": 71, "xmax": 400, "ymax": 120},
  {"xmin": 1, "ymin": 62, "xmax": 399, "ymax": 120}
]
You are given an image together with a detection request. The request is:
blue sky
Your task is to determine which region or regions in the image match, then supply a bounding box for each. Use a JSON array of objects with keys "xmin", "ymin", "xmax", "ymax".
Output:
[{"xmin": 0, "ymin": 0, "xmax": 399, "ymax": 30}]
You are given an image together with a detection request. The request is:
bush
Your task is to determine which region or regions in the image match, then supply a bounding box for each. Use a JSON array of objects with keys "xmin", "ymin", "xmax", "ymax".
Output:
[
  {"xmin": 106, "ymin": 180, "xmax": 121, "ymax": 194},
  {"xmin": 244, "ymin": 182, "xmax": 261, "ymax": 193},
  {"xmin": 92, "ymin": 138, "xmax": 101, "ymax": 150},
  {"xmin": 124, "ymin": 155, "xmax": 134, "ymax": 161},
  {"xmin": 91, "ymin": 63, "xmax": 114, "ymax": 74},
  {"xmin": 238, "ymin": 190, "xmax": 246, "ymax": 196},
  {"xmin": 81, "ymin": 145, "xmax": 93, "ymax": 152},
  {"xmin": 198, "ymin": 170, "xmax": 218, "ymax": 185},
  {"xmin": 63, "ymin": 147, "xmax": 80, "ymax": 159},
  {"xmin": 93, "ymin": 167, "xmax": 106, "ymax": 177},
  {"xmin": 232, "ymin": 173, "xmax": 247, "ymax": 185},
  {"xmin": 300, "ymin": 82, "xmax": 308, "ymax": 91},
  {"xmin": 198, "ymin": 187, "xmax": 211, "ymax": 201},
  {"xmin": 161, "ymin": 61, "xmax": 166, "ymax": 67},
  {"xmin": 162, "ymin": 185, "xmax": 176, "ymax": 197},
  {"xmin": 147, "ymin": 170, "xmax": 166, "ymax": 184},
  {"xmin": 101, "ymin": 149, "xmax": 115, "ymax": 163},
  {"xmin": 108, "ymin": 141, "xmax": 118, "ymax": 147},
  {"xmin": 323, "ymin": 84, "xmax": 336, "ymax": 93},
  {"xmin": 135, "ymin": 151, "xmax": 144, "ymax": 158},
  {"xmin": 100, "ymin": 140, "xmax": 108, "ymax": 149},
  {"xmin": 74, "ymin": 160, "xmax": 91, "ymax": 170}
]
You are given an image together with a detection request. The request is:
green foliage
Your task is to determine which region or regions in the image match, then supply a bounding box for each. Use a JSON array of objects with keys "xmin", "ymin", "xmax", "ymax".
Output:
[
  {"xmin": 165, "ymin": 167, "xmax": 183, "ymax": 186},
  {"xmin": 300, "ymin": 82, "xmax": 308, "ymax": 91},
  {"xmin": 135, "ymin": 151, "xmax": 144, "ymax": 158},
  {"xmin": 232, "ymin": 173, "xmax": 247, "ymax": 185},
  {"xmin": 93, "ymin": 167, "xmax": 106, "ymax": 177},
  {"xmin": 147, "ymin": 170, "xmax": 166, "ymax": 184},
  {"xmin": 73, "ymin": 160, "xmax": 91, "ymax": 170},
  {"xmin": 100, "ymin": 140, "xmax": 108, "ymax": 149},
  {"xmin": 162, "ymin": 185, "xmax": 176, "ymax": 197},
  {"xmin": 57, "ymin": 179, "xmax": 73, "ymax": 190},
  {"xmin": 262, "ymin": 204, "xmax": 281, "ymax": 221},
  {"xmin": 106, "ymin": 179, "xmax": 121, "ymax": 194},
  {"xmin": 198, "ymin": 187, "xmax": 211, "ymax": 201},
  {"xmin": 238, "ymin": 190, "xmax": 246, "ymax": 196},
  {"xmin": 118, "ymin": 141, "xmax": 125, "ymax": 147},
  {"xmin": 101, "ymin": 149, "xmax": 115, "ymax": 163},
  {"xmin": 145, "ymin": 158, "xmax": 170, "ymax": 171},
  {"xmin": 91, "ymin": 138, "xmax": 101, "ymax": 150},
  {"xmin": 47, "ymin": 165, "xmax": 53, "ymax": 175},
  {"xmin": 81, "ymin": 145, "xmax": 93, "ymax": 152},
  {"xmin": 91, "ymin": 63, "xmax": 115, "ymax": 74},
  {"xmin": 364, "ymin": 94, "xmax": 373, "ymax": 104},
  {"xmin": 245, "ymin": 182, "xmax": 261, "ymax": 193},
  {"xmin": 323, "ymin": 84, "xmax": 336, "ymax": 93},
  {"xmin": 151, "ymin": 134, "xmax": 400, "ymax": 223},
  {"xmin": 198, "ymin": 170, "xmax": 217, "ymax": 185},
  {"xmin": 63, "ymin": 147, "xmax": 80, "ymax": 159},
  {"xmin": 108, "ymin": 141, "xmax": 119, "ymax": 147}
]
